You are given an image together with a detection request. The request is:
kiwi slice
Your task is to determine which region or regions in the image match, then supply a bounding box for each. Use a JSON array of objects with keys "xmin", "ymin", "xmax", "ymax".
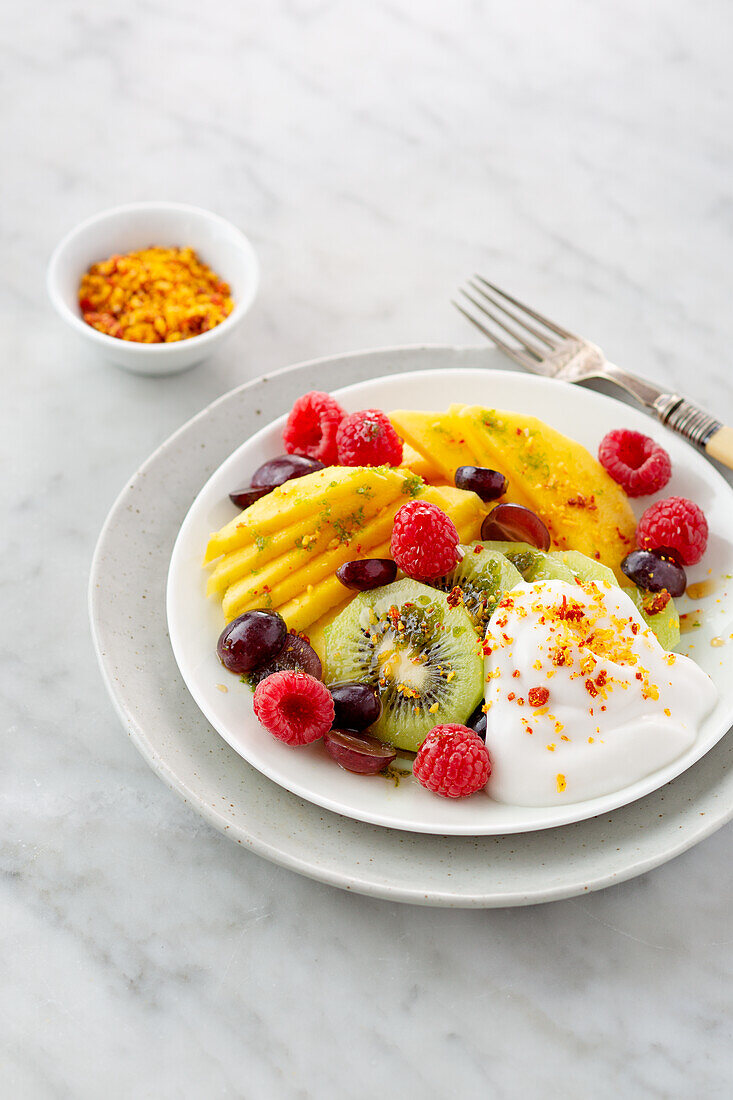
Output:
[
  {"xmin": 323, "ymin": 579, "xmax": 483, "ymax": 752},
  {"xmin": 481, "ymin": 541, "xmax": 576, "ymax": 584},
  {"xmin": 550, "ymin": 550, "xmax": 617, "ymax": 589},
  {"xmin": 432, "ymin": 542, "xmax": 523, "ymax": 635},
  {"xmin": 629, "ymin": 588, "xmax": 681, "ymax": 651}
]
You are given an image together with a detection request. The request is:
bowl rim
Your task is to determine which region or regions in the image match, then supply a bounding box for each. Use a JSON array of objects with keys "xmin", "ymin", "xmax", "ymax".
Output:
[{"xmin": 46, "ymin": 200, "xmax": 260, "ymax": 356}]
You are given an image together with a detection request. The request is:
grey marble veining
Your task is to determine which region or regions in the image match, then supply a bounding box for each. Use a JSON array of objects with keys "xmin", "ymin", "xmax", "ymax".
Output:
[{"xmin": 2, "ymin": 0, "xmax": 733, "ymax": 1096}]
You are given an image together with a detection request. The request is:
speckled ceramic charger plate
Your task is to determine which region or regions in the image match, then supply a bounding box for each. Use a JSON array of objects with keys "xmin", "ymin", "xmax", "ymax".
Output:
[{"xmin": 90, "ymin": 346, "xmax": 733, "ymax": 907}]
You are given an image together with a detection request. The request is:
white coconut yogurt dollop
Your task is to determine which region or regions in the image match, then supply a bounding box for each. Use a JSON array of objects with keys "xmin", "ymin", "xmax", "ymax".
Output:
[{"xmin": 482, "ymin": 579, "xmax": 717, "ymax": 806}]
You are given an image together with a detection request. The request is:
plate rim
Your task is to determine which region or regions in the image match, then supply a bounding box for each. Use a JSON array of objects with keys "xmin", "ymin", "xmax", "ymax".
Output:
[
  {"xmin": 89, "ymin": 343, "xmax": 733, "ymax": 906},
  {"xmin": 165, "ymin": 364, "xmax": 733, "ymax": 836}
]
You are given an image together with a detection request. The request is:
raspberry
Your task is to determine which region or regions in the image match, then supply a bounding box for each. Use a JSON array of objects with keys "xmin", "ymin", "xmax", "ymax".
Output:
[
  {"xmin": 283, "ymin": 391, "xmax": 345, "ymax": 465},
  {"xmin": 636, "ymin": 496, "xmax": 708, "ymax": 566},
  {"xmin": 253, "ymin": 670, "xmax": 334, "ymax": 746},
  {"xmin": 390, "ymin": 500, "xmax": 460, "ymax": 580},
  {"xmin": 598, "ymin": 429, "xmax": 671, "ymax": 497},
  {"xmin": 413, "ymin": 724, "xmax": 491, "ymax": 798},
  {"xmin": 336, "ymin": 409, "xmax": 403, "ymax": 467}
]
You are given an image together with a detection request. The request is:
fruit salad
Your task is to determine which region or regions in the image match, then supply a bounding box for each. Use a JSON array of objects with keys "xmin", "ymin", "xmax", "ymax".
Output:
[{"xmin": 202, "ymin": 391, "xmax": 717, "ymax": 806}]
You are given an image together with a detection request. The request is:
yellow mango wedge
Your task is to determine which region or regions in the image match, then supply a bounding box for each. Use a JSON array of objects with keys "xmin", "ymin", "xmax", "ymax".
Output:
[
  {"xmin": 455, "ymin": 406, "xmax": 636, "ymax": 575},
  {"xmin": 398, "ymin": 441, "xmax": 442, "ymax": 482},
  {"xmin": 425, "ymin": 483, "xmax": 485, "ymax": 531},
  {"xmin": 307, "ymin": 600, "xmax": 354, "ymax": 662},
  {"xmin": 442, "ymin": 411, "xmax": 535, "ymax": 510},
  {"xmin": 208, "ymin": 471, "xmax": 403, "ymax": 600},
  {"xmin": 207, "ymin": 507, "xmax": 340, "ymax": 599},
  {"xmin": 223, "ymin": 490, "xmax": 420, "ymax": 622},
  {"xmin": 391, "ymin": 408, "xmax": 536, "ymax": 509},
  {"xmin": 203, "ymin": 466, "xmax": 377, "ymax": 564},
  {"xmin": 389, "ymin": 410, "xmax": 479, "ymax": 483}
]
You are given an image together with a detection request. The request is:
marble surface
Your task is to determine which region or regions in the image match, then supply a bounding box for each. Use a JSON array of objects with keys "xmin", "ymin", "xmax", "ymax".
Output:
[{"xmin": 3, "ymin": 0, "xmax": 733, "ymax": 1095}]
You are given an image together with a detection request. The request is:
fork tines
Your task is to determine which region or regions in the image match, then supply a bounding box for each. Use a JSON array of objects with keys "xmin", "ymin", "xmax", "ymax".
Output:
[{"xmin": 452, "ymin": 276, "xmax": 578, "ymax": 370}]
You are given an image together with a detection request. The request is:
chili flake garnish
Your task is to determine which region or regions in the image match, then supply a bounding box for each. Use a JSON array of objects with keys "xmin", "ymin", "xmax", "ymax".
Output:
[
  {"xmin": 446, "ymin": 586, "xmax": 463, "ymax": 608},
  {"xmin": 556, "ymin": 594, "xmax": 584, "ymax": 622},
  {"xmin": 527, "ymin": 686, "xmax": 550, "ymax": 708},
  {"xmin": 79, "ymin": 246, "xmax": 234, "ymax": 343},
  {"xmin": 645, "ymin": 590, "xmax": 671, "ymax": 615},
  {"xmin": 566, "ymin": 494, "xmax": 597, "ymax": 510}
]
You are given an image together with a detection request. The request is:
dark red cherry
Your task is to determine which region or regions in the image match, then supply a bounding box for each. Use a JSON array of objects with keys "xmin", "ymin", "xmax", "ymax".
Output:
[
  {"xmin": 329, "ymin": 682, "xmax": 382, "ymax": 731},
  {"xmin": 481, "ymin": 503, "xmax": 551, "ymax": 551},
  {"xmin": 229, "ymin": 455, "xmax": 325, "ymax": 510},
  {"xmin": 245, "ymin": 633, "xmax": 323, "ymax": 687},
  {"xmin": 217, "ymin": 610, "xmax": 287, "ymax": 674},
  {"xmin": 251, "ymin": 453, "xmax": 324, "ymax": 488},
  {"xmin": 455, "ymin": 466, "xmax": 508, "ymax": 502},
  {"xmin": 323, "ymin": 729, "xmax": 396, "ymax": 774},
  {"xmin": 621, "ymin": 550, "xmax": 686, "ymax": 597},
  {"xmin": 336, "ymin": 558, "xmax": 398, "ymax": 591},
  {"xmin": 228, "ymin": 486, "xmax": 272, "ymax": 510}
]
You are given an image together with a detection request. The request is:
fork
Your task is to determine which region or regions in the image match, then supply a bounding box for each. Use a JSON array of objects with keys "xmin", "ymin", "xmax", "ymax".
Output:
[{"xmin": 453, "ymin": 276, "xmax": 733, "ymax": 472}]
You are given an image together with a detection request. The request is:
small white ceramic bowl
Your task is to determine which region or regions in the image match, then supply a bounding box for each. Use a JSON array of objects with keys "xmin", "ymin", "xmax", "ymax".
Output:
[{"xmin": 47, "ymin": 201, "xmax": 259, "ymax": 376}]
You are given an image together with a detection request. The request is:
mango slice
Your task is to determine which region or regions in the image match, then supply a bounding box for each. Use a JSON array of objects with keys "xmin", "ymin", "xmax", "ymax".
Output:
[
  {"xmin": 398, "ymin": 441, "xmax": 442, "ymax": 482},
  {"xmin": 390, "ymin": 408, "xmax": 534, "ymax": 509},
  {"xmin": 204, "ymin": 462, "xmax": 491, "ymax": 631},
  {"xmin": 425, "ymin": 483, "xmax": 486, "ymax": 529},
  {"xmin": 203, "ymin": 466, "xmax": 385, "ymax": 563},
  {"xmin": 223, "ymin": 491, "xmax": 415, "ymax": 623},
  {"xmin": 456, "ymin": 406, "xmax": 636, "ymax": 576},
  {"xmin": 207, "ymin": 493, "xmax": 380, "ymax": 598},
  {"xmin": 389, "ymin": 410, "xmax": 479, "ymax": 483},
  {"xmin": 210, "ymin": 473, "xmax": 402, "ymax": 602},
  {"xmin": 306, "ymin": 600, "xmax": 354, "ymax": 662}
]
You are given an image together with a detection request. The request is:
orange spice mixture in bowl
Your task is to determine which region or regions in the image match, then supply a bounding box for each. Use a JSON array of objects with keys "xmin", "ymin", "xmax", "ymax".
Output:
[{"xmin": 79, "ymin": 246, "xmax": 234, "ymax": 343}]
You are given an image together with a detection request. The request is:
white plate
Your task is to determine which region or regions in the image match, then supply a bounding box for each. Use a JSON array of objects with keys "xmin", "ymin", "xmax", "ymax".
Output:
[
  {"xmin": 166, "ymin": 366, "xmax": 733, "ymax": 835},
  {"xmin": 90, "ymin": 346, "xmax": 733, "ymax": 905}
]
